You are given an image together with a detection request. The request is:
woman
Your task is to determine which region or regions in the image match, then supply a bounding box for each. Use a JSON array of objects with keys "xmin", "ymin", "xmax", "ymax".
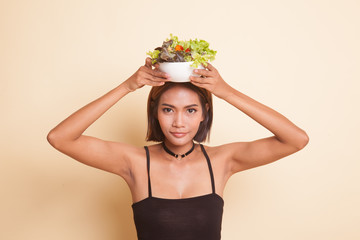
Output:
[{"xmin": 47, "ymin": 58, "xmax": 309, "ymax": 240}]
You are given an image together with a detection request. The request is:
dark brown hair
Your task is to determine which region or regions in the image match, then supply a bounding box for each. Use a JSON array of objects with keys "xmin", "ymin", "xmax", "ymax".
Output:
[{"xmin": 146, "ymin": 82, "xmax": 213, "ymax": 142}]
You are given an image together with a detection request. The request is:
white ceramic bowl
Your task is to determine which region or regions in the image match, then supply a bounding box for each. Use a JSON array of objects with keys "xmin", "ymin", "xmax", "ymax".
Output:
[{"xmin": 159, "ymin": 62, "xmax": 204, "ymax": 82}]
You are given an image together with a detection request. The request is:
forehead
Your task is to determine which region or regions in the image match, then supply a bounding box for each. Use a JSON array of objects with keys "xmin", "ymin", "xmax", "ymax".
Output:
[{"xmin": 159, "ymin": 85, "xmax": 201, "ymax": 105}]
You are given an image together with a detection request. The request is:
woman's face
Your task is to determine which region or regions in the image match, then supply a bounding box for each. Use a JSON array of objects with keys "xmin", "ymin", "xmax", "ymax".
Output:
[{"xmin": 157, "ymin": 85, "xmax": 204, "ymax": 146}]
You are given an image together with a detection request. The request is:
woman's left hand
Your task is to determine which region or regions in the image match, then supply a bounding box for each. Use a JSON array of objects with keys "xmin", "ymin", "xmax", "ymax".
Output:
[{"xmin": 189, "ymin": 63, "xmax": 232, "ymax": 99}]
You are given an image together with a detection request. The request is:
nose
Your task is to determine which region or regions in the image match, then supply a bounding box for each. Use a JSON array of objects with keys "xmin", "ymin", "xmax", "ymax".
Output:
[{"xmin": 172, "ymin": 112, "xmax": 184, "ymax": 127}]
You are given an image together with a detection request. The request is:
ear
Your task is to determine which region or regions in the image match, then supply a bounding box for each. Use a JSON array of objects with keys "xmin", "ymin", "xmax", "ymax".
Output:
[
  {"xmin": 201, "ymin": 103, "xmax": 209, "ymax": 122},
  {"xmin": 205, "ymin": 103, "xmax": 209, "ymax": 112}
]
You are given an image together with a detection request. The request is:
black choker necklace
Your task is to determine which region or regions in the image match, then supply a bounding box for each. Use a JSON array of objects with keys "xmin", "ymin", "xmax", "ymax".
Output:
[{"xmin": 162, "ymin": 142, "xmax": 195, "ymax": 160}]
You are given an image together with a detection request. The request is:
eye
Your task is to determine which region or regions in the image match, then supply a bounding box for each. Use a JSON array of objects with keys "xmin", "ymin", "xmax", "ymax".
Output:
[
  {"xmin": 162, "ymin": 108, "xmax": 173, "ymax": 113},
  {"xmin": 187, "ymin": 108, "xmax": 197, "ymax": 114}
]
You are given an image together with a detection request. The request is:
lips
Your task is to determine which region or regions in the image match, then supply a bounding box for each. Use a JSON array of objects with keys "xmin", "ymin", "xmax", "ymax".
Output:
[{"xmin": 170, "ymin": 132, "xmax": 187, "ymax": 138}]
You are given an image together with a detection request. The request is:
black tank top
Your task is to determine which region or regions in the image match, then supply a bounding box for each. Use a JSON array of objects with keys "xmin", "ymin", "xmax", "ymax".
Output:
[{"xmin": 132, "ymin": 144, "xmax": 224, "ymax": 240}]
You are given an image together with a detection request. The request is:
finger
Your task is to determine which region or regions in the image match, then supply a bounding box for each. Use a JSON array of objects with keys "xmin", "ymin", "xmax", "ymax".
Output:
[
  {"xmin": 151, "ymin": 69, "xmax": 171, "ymax": 80},
  {"xmin": 145, "ymin": 58, "xmax": 153, "ymax": 68},
  {"xmin": 204, "ymin": 62, "xmax": 215, "ymax": 71},
  {"xmin": 153, "ymin": 64, "xmax": 161, "ymax": 72},
  {"xmin": 145, "ymin": 71, "xmax": 171, "ymax": 83},
  {"xmin": 142, "ymin": 65, "xmax": 170, "ymax": 79},
  {"xmin": 190, "ymin": 78, "xmax": 211, "ymax": 89},
  {"xmin": 146, "ymin": 80, "xmax": 165, "ymax": 86},
  {"xmin": 189, "ymin": 75, "xmax": 211, "ymax": 84},
  {"xmin": 193, "ymin": 68, "xmax": 213, "ymax": 77},
  {"xmin": 143, "ymin": 76, "xmax": 166, "ymax": 86}
]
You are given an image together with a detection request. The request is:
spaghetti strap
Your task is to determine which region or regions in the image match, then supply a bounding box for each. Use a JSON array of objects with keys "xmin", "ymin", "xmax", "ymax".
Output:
[
  {"xmin": 200, "ymin": 144, "xmax": 216, "ymax": 194},
  {"xmin": 144, "ymin": 146, "xmax": 152, "ymax": 197}
]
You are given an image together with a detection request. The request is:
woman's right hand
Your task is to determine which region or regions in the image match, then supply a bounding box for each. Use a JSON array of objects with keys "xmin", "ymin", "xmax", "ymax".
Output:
[{"xmin": 124, "ymin": 58, "xmax": 171, "ymax": 92}]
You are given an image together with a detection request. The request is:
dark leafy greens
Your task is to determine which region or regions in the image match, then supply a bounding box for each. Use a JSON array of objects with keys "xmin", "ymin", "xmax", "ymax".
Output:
[{"xmin": 147, "ymin": 34, "xmax": 217, "ymax": 68}]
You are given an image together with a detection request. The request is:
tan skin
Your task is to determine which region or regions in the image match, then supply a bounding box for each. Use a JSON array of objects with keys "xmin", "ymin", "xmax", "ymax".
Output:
[{"xmin": 47, "ymin": 58, "xmax": 309, "ymax": 203}]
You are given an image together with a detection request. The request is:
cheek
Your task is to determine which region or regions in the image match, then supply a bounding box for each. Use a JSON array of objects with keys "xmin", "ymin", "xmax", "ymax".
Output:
[
  {"xmin": 157, "ymin": 112, "xmax": 171, "ymax": 127},
  {"xmin": 189, "ymin": 115, "xmax": 204, "ymax": 128}
]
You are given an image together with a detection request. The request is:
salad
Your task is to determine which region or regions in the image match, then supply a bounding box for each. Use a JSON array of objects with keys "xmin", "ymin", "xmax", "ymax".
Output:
[{"xmin": 147, "ymin": 34, "xmax": 217, "ymax": 68}]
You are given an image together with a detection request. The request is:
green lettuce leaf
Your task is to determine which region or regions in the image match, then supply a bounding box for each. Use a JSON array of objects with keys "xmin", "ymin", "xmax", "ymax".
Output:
[{"xmin": 147, "ymin": 34, "xmax": 217, "ymax": 68}]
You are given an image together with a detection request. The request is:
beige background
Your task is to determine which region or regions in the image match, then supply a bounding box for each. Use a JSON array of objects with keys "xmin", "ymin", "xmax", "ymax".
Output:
[{"xmin": 1, "ymin": 0, "xmax": 359, "ymax": 239}]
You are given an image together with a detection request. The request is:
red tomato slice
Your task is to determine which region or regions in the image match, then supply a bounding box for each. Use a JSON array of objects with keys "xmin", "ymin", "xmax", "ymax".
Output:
[{"xmin": 175, "ymin": 45, "xmax": 184, "ymax": 51}]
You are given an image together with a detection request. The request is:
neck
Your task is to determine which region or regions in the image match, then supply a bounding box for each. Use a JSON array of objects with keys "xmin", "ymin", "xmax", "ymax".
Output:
[{"xmin": 162, "ymin": 140, "xmax": 195, "ymax": 157}]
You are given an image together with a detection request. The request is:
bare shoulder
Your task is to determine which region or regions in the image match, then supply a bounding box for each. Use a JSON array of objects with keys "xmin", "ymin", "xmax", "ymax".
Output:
[
  {"xmin": 107, "ymin": 142, "xmax": 149, "ymax": 186},
  {"xmin": 199, "ymin": 142, "xmax": 249, "ymax": 174},
  {"xmin": 198, "ymin": 142, "xmax": 244, "ymax": 164},
  {"xmin": 119, "ymin": 143, "xmax": 149, "ymax": 169},
  {"xmin": 198, "ymin": 143, "xmax": 249, "ymax": 192},
  {"xmin": 124, "ymin": 143, "xmax": 163, "ymax": 171},
  {"xmin": 124, "ymin": 143, "xmax": 161, "ymax": 191},
  {"xmin": 200, "ymin": 142, "xmax": 247, "ymax": 159},
  {"xmin": 120, "ymin": 143, "xmax": 148, "ymax": 158}
]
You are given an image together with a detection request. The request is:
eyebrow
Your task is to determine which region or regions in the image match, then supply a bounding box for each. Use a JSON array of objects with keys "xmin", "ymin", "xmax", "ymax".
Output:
[{"xmin": 161, "ymin": 103, "xmax": 199, "ymax": 108}]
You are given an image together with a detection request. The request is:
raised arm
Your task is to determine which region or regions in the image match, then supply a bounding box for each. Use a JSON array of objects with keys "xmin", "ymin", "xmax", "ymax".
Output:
[
  {"xmin": 47, "ymin": 58, "xmax": 170, "ymax": 180},
  {"xmin": 190, "ymin": 64, "xmax": 309, "ymax": 174}
]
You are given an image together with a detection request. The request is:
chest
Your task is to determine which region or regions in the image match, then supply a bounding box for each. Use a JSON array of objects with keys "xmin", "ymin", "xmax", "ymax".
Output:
[
  {"xmin": 130, "ymin": 146, "xmax": 231, "ymax": 203},
  {"xmin": 150, "ymin": 158, "xmax": 213, "ymax": 198}
]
